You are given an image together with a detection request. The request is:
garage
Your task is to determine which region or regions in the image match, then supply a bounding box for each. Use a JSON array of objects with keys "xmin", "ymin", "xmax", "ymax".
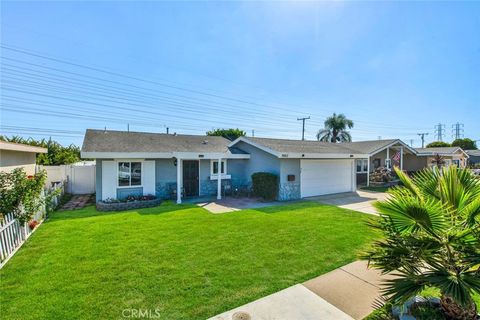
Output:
[{"xmin": 300, "ymin": 159, "xmax": 355, "ymax": 197}]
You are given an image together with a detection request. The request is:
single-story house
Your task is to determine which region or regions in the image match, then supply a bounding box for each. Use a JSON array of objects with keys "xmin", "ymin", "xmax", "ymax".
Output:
[
  {"xmin": 0, "ymin": 141, "xmax": 47, "ymax": 175},
  {"xmin": 465, "ymin": 150, "xmax": 480, "ymax": 166},
  {"xmin": 414, "ymin": 147, "xmax": 469, "ymax": 169},
  {"xmin": 81, "ymin": 129, "xmax": 468, "ymax": 203}
]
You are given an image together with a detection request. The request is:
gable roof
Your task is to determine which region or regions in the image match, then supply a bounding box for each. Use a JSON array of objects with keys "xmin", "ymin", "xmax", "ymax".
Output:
[
  {"xmin": 229, "ymin": 137, "xmax": 414, "ymax": 158},
  {"xmin": 465, "ymin": 150, "xmax": 480, "ymax": 157},
  {"xmin": 415, "ymin": 147, "xmax": 468, "ymax": 157},
  {"xmin": 81, "ymin": 129, "xmax": 248, "ymax": 158},
  {"xmin": 0, "ymin": 141, "xmax": 47, "ymax": 153}
]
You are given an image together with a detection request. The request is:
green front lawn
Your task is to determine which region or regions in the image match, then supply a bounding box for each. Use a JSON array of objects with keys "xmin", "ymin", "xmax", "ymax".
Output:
[{"xmin": 1, "ymin": 201, "xmax": 376, "ymax": 320}]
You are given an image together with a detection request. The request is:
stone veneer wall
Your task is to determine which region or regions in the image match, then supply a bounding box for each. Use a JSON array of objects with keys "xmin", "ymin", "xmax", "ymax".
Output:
[
  {"xmin": 278, "ymin": 182, "xmax": 301, "ymax": 201},
  {"xmin": 97, "ymin": 198, "xmax": 162, "ymax": 211},
  {"xmin": 155, "ymin": 181, "xmax": 177, "ymax": 200}
]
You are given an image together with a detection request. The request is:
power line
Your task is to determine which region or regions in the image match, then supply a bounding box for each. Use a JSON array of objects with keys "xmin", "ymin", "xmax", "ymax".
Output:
[{"xmin": 0, "ymin": 45, "xmax": 433, "ymax": 131}]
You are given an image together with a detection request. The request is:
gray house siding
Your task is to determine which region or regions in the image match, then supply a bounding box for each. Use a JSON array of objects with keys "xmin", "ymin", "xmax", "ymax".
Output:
[
  {"xmin": 155, "ymin": 159, "xmax": 177, "ymax": 199},
  {"xmin": 234, "ymin": 141, "xmax": 280, "ymax": 182},
  {"xmin": 279, "ymin": 159, "xmax": 301, "ymax": 200},
  {"xmin": 403, "ymin": 154, "xmax": 427, "ymax": 172},
  {"xmin": 199, "ymin": 159, "xmax": 248, "ymax": 196}
]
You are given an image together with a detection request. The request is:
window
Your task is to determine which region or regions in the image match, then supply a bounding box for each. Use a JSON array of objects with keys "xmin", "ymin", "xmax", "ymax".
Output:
[
  {"xmin": 385, "ymin": 159, "xmax": 391, "ymax": 170},
  {"xmin": 118, "ymin": 162, "xmax": 142, "ymax": 187},
  {"xmin": 356, "ymin": 159, "xmax": 368, "ymax": 173},
  {"xmin": 211, "ymin": 160, "xmax": 226, "ymax": 175}
]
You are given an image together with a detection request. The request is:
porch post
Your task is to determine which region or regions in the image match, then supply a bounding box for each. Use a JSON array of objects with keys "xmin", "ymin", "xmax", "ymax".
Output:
[
  {"xmin": 176, "ymin": 158, "xmax": 182, "ymax": 204},
  {"xmin": 367, "ymin": 156, "xmax": 370, "ymax": 187},
  {"xmin": 386, "ymin": 147, "xmax": 390, "ymax": 169},
  {"xmin": 217, "ymin": 158, "xmax": 222, "ymax": 200},
  {"xmin": 400, "ymin": 146, "xmax": 404, "ymax": 170}
]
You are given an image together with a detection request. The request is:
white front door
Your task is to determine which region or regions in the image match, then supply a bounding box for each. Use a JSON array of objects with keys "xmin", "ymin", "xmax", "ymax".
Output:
[{"xmin": 300, "ymin": 159, "xmax": 354, "ymax": 197}]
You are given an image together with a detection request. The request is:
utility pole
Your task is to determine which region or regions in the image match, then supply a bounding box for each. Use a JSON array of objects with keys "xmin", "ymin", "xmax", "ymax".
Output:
[
  {"xmin": 297, "ymin": 116, "xmax": 310, "ymax": 141},
  {"xmin": 410, "ymin": 139, "xmax": 414, "ymax": 147},
  {"xmin": 452, "ymin": 123, "xmax": 464, "ymax": 140},
  {"xmin": 251, "ymin": 129, "xmax": 255, "ymax": 137},
  {"xmin": 166, "ymin": 127, "xmax": 169, "ymax": 134},
  {"xmin": 434, "ymin": 123, "xmax": 445, "ymax": 141},
  {"xmin": 417, "ymin": 132, "xmax": 429, "ymax": 148},
  {"xmin": 127, "ymin": 123, "xmax": 130, "ymax": 132}
]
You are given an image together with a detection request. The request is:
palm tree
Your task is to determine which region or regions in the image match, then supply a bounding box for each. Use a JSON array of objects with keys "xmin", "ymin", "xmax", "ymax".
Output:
[
  {"xmin": 363, "ymin": 166, "xmax": 480, "ymax": 319},
  {"xmin": 431, "ymin": 153, "xmax": 446, "ymax": 168},
  {"xmin": 316, "ymin": 113, "xmax": 354, "ymax": 142}
]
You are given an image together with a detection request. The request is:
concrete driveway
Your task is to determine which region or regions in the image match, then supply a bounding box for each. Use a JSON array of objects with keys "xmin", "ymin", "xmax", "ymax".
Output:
[{"xmin": 305, "ymin": 190, "xmax": 388, "ymax": 215}]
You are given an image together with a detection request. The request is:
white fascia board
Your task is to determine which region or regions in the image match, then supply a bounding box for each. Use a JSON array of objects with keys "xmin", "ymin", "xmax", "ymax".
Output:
[
  {"xmin": 173, "ymin": 152, "xmax": 250, "ymax": 159},
  {"xmin": 81, "ymin": 152, "xmax": 173, "ymax": 159},
  {"xmin": 280, "ymin": 153, "xmax": 369, "ymax": 159},
  {"xmin": 369, "ymin": 139, "xmax": 417, "ymax": 156},
  {"xmin": 416, "ymin": 148, "xmax": 469, "ymax": 158},
  {"xmin": 228, "ymin": 137, "xmax": 280, "ymax": 157}
]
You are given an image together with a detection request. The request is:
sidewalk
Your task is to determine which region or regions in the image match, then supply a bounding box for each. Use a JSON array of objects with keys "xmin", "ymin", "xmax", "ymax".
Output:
[{"xmin": 209, "ymin": 261, "xmax": 390, "ymax": 320}]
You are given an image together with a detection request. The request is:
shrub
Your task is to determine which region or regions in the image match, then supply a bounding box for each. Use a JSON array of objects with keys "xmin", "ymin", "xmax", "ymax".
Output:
[{"xmin": 251, "ymin": 172, "xmax": 278, "ymax": 200}]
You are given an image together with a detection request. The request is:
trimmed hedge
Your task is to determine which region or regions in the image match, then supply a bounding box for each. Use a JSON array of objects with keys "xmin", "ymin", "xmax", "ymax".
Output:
[{"xmin": 251, "ymin": 172, "xmax": 279, "ymax": 201}]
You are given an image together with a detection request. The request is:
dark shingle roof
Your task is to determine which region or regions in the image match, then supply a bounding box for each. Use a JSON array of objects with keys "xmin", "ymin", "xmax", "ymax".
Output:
[
  {"xmin": 466, "ymin": 150, "xmax": 480, "ymax": 157},
  {"xmin": 242, "ymin": 137, "xmax": 397, "ymax": 155},
  {"xmin": 82, "ymin": 129, "xmax": 235, "ymax": 154},
  {"xmin": 415, "ymin": 147, "xmax": 463, "ymax": 155}
]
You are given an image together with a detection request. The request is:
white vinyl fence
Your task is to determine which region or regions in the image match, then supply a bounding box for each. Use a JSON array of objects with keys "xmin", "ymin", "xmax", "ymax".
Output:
[
  {"xmin": 0, "ymin": 182, "xmax": 64, "ymax": 268},
  {"xmin": 40, "ymin": 163, "xmax": 95, "ymax": 195}
]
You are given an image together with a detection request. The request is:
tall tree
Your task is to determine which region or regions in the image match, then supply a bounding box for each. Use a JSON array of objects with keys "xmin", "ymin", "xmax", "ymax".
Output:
[
  {"xmin": 206, "ymin": 128, "xmax": 246, "ymax": 141},
  {"xmin": 316, "ymin": 113, "xmax": 354, "ymax": 143},
  {"xmin": 426, "ymin": 141, "xmax": 451, "ymax": 148},
  {"xmin": 451, "ymin": 138, "xmax": 477, "ymax": 150}
]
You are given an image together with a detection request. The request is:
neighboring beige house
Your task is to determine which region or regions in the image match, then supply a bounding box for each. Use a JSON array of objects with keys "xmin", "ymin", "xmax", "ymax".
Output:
[
  {"xmin": 414, "ymin": 147, "xmax": 469, "ymax": 169},
  {"xmin": 0, "ymin": 141, "xmax": 47, "ymax": 175}
]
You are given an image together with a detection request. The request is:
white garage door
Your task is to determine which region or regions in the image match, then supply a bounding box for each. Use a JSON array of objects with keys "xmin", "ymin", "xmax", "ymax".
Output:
[{"xmin": 300, "ymin": 159, "xmax": 354, "ymax": 197}]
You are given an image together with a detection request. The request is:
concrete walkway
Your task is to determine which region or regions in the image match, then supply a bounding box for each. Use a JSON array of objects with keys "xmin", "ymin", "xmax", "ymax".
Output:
[
  {"xmin": 209, "ymin": 261, "xmax": 391, "ymax": 320},
  {"xmin": 305, "ymin": 190, "xmax": 388, "ymax": 215},
  {"xmin": 197, "ymin": 197, "xmax": 280, "ymax": 214},
  {"xmin": 304, "ymin": 261, "xmax": 394, "ymax": 319},
  {"xmin": 209, "ymin": 284, "xmax": 353, "ymax": 320}
]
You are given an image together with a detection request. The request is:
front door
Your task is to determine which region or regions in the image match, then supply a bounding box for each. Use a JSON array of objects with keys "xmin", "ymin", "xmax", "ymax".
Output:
[{"xmin": 182, "ymin": 160, "xmax": 199, "ymax": 197}]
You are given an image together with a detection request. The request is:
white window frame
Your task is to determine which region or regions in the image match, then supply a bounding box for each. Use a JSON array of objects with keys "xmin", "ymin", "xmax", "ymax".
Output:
[
  {"xmin": 117, "ymin": 161, "xmax": 143, "ymax": 188},
  {"xmin": 210, "ymin": 159, "xmax": 227, "ymax": 175},
  {"xmin": 385, "ymin": 159, "xmax": 392, "ymax": 170},
  {"xmin": 210, "ymin": 159, "xmax": 231, "ymax": 180},
  {"xmin": 356, "ymin": 159, "xmax": 368, "ymax": 173}
]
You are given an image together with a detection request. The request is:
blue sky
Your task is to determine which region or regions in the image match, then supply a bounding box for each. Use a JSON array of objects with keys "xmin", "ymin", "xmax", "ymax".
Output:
[{"xmin": 1, "ymin": 1, "xmax": 479, "ymax": 147}]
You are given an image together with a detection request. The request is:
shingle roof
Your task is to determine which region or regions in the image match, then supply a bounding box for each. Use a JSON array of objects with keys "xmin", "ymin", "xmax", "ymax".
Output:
[
  {"xmin": 466, "ymin": 150, "xmax": 480, "ymax": 157},
  {"xmin": 0, "ymin": 141, "xmax": 47, "ymax": 153},
  {"xmin": 241, "ymin": 137, "xmax": 398, "ymax": 155},
  {"xmin": 82, "ymin": 129, "xmax": 237, "ymax": 154},
  {"xmin": 415, "ymin": 147, "xmax": 463, "ymax": 155}
]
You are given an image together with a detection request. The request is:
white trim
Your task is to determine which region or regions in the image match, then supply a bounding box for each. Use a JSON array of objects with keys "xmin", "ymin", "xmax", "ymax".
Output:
[
  {"xmin": 368, "ymin": 140, "xmax": 417, "ymax": 156},
  {"xmin": 210, "ymin": 159, "xmax": 227, "ymax": 175},
  {"xmin": 217, "ymin": 157, "xmax": 222, "ymax": 200},
  {"xmin": 116, "ymin": 160, "xmax": 143, "ymax": 188},
  {"xmin": 81, "ymin": 151, "xmax": 250, "ymax": 159},
  {"xmin": 367, "ymin": 156, "xmax": 370, "ymax": 187},
  {"xmin": 228, "ymin": 137, "xmax": 281, "ymax": 157},
  {"xmin": 210, "ymin": 174, "xmax": 231, "ymax": 180},
  {"xmin": 176, "ymin": 158, "xmax": 182, "ymax": 204},
  {"xmin": 355, "ymin": 159, "xmax": 369, "ymax": 173}
]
